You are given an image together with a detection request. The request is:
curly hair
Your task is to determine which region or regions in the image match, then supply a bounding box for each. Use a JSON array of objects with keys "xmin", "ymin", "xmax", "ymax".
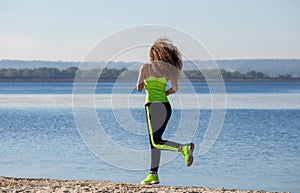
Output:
[{"xmin": 149, "ymin": 38, "xmax": 182, "ymax": 80}]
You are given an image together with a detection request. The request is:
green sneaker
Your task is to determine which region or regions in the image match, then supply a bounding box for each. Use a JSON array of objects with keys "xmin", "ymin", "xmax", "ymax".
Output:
[
  {"xmin": 140, "ymin": 173, "xmax": 160, "ymax": 185},
  {"xmin": 182, "ymin": 143, "xmax": 194, "ymax": 167}
]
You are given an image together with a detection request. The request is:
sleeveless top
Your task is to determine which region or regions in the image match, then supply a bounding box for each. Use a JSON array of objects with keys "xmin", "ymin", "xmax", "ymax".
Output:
[{"xmin": 144, "ymin": 64, "xmax": 169, "ymax": 103}]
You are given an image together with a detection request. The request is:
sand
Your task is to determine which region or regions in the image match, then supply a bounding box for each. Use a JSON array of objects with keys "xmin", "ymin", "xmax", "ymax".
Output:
[{"xmin": 0, "ymin": 176, "xmax": 289, "ymax": 193}]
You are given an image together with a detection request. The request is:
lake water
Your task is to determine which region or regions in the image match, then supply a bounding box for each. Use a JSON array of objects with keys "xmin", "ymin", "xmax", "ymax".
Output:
[
  {"xmin": 0, "ymin": 81, "xmax": 299, "ymax": 94},
  {"xmin": 0, "ymin": 82, "xmax": 299, "ymax": 193}
]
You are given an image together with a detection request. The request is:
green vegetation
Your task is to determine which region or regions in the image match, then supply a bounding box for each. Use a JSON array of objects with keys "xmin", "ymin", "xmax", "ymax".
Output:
[
  {"xmin": 0, "ymin": 67, "xmax": 78, "ymax": 79},
  {"xmin": 0, "ymin": 67, "xmax": 295, "ymax": 81},
  {"xmin": 184, "ymin": 69, "xmax": 272, "ymax": 80}
]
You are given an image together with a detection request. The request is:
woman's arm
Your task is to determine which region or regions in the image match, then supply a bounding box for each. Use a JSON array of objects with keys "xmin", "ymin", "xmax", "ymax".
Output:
[
  {"xmin": 136, "ymin": 64, "xmax": 146, "ymax": 92},
  {"xmin": 166, "ymin": 77, "xmax": 178, "ymax": 96}
]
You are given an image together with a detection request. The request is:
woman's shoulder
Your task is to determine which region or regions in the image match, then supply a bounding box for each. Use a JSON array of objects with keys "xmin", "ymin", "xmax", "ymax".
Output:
[
  {"xmin": 139, "ymin": 63, "xmax": 150, "ymax": 72},
  {"xmin": 141, "ymin": 63, "xmax": 149, "ymax": 68},
  {"xmin": 138, "ymin": 63, "xmax": 151, "ymax": 79}
]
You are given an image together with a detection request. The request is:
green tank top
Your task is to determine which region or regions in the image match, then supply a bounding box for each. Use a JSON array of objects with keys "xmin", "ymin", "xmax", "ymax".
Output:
[{"xmin": 144, "ymin": 65, "xmax": 169, "ymax": 103}]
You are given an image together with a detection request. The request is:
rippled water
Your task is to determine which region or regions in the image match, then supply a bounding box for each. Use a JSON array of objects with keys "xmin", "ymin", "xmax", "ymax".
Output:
[
  {"xmin": 0, "ymin": 108, "xmax": 299, "ymax": 192},
  {"xmin": 0, "ymin": 81, "xmax": 299, "ymax": 94},
  {"xmin": 0, "ymin": 82, "xmax": 299, "ymax": 192}
]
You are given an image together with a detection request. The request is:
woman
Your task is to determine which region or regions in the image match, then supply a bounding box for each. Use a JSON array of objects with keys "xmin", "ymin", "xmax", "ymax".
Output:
[{"xmin": 136, "ymin": 38, "xmax": 194, "ymax": 185}]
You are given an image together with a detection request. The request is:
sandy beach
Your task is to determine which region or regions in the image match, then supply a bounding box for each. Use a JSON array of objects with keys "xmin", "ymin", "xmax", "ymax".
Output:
[{"xmin": 0, "ymin": 176, "xmax": 289, "ymax": 193}]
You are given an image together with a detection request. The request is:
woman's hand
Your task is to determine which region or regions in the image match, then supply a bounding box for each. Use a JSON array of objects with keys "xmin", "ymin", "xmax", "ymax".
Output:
[
  {"xmin": 166, "ymin": 87, "xmax": 177, "ymax": 96},
  {"xmin": 166, "ymin": 77, "xmax": 178, "ymax": 96},
  {"xmin": 137, "ymin": 82, "xmax": 144, "ymax": 92}
]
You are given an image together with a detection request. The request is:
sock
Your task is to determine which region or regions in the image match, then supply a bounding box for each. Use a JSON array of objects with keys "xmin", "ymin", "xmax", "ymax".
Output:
[{"xmin": 178, "ymin": 145, "xmax": 183, "ymax": 152}]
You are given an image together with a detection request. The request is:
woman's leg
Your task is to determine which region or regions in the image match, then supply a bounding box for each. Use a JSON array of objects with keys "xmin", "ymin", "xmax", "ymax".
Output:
[
  {"xmin": 150, "ymin": 148, "xmax": 160, "ymax": 173},
  {"xmin": 145, "ymin": 102, "xmax": 182, "ymax": 172}
]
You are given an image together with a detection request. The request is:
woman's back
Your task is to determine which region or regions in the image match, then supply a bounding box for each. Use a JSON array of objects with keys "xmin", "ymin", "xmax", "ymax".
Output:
[{"xmin": 144, "ymin": 65, "xmax": 168, "ymax": 103}]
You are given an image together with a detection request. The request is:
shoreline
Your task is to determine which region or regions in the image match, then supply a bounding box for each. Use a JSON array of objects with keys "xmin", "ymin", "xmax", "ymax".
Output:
[
  {"xmin": 0, "ymin": 176, "xmax": 289, "ymax": 193},
  {"xmin": 0, "ymin": 78, "xmax": 300, "ymax": 82}
]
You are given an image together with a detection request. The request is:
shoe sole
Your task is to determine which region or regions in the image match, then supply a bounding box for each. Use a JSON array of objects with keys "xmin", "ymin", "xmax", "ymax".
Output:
[
  {"xmin": 151, "ymin": 181, "xmax": 160, "ymax": 185},
  {"xmin": 142, "ymin": 181, "xmax": 160, "ymax": 185},
  {"xmin": 187, "ymin": 143, "xmax": 194, "ymax": 167}
]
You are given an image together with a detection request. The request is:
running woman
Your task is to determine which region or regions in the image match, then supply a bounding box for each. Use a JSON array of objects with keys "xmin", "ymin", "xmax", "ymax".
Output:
[{"xmin": 136, "ymin": 38, "xmax": 194, "ymax": 185}]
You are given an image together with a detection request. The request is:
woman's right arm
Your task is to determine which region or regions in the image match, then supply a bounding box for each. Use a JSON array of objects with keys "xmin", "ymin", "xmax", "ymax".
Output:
[{"xmin": 166, "ymin": 77, "xmax": 178, "ymax": 96}]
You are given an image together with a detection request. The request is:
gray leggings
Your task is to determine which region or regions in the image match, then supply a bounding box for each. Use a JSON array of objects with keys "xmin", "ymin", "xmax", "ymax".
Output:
[{"xmin": 145, "ymin": 102, "xmax": 181, "ymax": 172}]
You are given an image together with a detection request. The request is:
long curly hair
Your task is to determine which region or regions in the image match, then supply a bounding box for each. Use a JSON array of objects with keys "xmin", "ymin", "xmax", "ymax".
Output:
[{"xmin": 149, "ymin": 38, "xmax": 182, "ymax": 80}]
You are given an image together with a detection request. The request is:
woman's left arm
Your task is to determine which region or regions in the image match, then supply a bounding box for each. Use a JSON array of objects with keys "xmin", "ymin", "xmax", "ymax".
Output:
[{"xmin": 136, "ymin": 64, "xmax": 145, "ymax": 92}]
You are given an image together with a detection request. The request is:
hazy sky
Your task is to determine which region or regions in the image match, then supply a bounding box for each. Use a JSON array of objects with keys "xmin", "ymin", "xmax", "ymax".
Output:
[{"xmin": 0, "ymin": 0, "xmax": 299, "ymax": 61}]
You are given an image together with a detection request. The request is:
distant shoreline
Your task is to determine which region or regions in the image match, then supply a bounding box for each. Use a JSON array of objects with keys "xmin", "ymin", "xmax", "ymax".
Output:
[{"xmin": 0, "ymin": 78, "xmax": 300, "ymax": 82}]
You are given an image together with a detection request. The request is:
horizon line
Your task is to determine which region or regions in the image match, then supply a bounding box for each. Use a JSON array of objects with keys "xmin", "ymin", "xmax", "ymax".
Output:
[{"xmin": 1, "ymin": 58, "xmax": 300, "ymax": 63}]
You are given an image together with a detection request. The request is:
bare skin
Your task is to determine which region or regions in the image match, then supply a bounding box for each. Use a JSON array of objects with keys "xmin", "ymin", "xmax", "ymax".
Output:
[{"xmin": 136, "ymin": 63, "xmax": 178, "ymax": 96}]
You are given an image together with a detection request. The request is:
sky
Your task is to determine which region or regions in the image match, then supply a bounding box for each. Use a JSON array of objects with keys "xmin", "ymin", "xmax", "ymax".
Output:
[{"xmin": 0, "ymin": 0, "xmax": 299, "ymax": 61}]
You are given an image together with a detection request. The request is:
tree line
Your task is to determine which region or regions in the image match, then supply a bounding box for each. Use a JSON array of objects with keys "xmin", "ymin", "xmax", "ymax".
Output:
[
  {"xmin": 0, "ymin": 67, "xmax": 293, "ymax": 81},
  {"xmin": 0, "ymin": 67, "xmax": 78, "ymax": 79}
]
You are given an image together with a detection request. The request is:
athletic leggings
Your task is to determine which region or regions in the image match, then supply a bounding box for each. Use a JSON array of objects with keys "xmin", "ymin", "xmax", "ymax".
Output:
[{"xmin": 145, "ymin": 102, "xmax": 181, "ymax": 172}]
